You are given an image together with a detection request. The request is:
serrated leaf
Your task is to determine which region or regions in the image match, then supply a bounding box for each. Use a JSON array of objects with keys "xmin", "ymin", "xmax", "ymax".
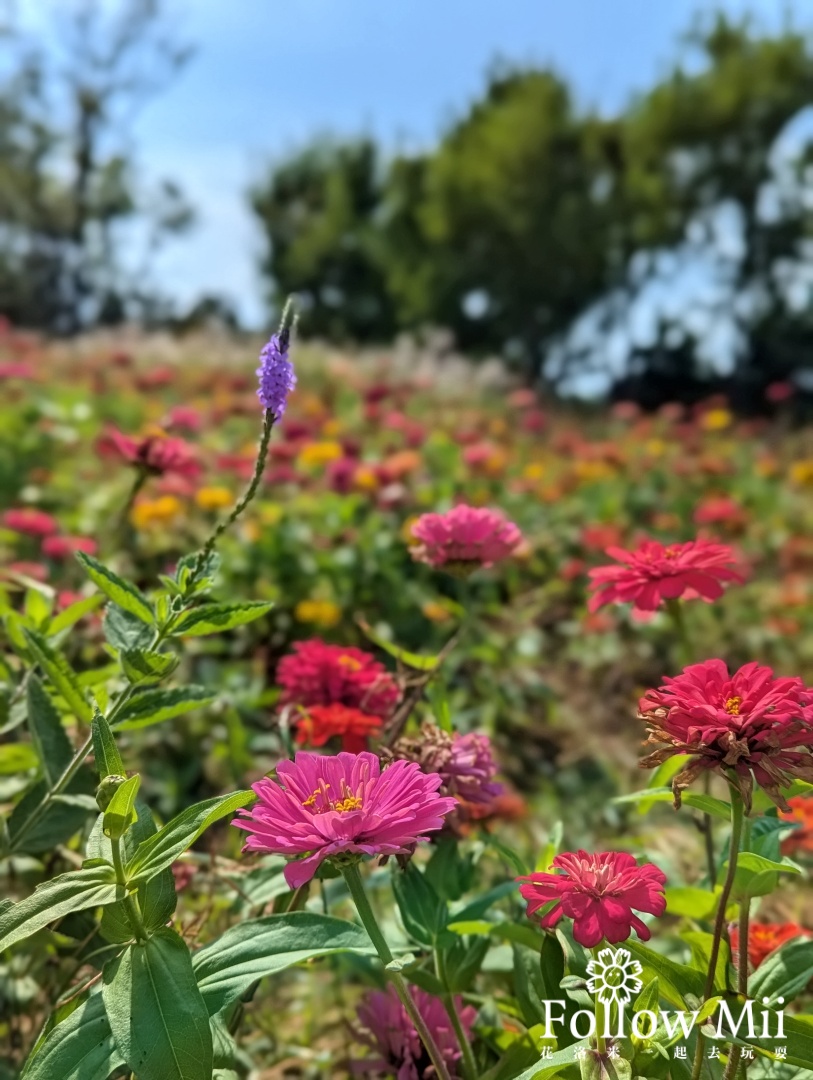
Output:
[
  {"xmin": 126, "ymin": 790, "xmax": 255, "ymax": 884},
  {"xmin": 113, "ymin": 686, "xmax": 216, "ymax": 730},
  {"xmin": 22, "ymin": 629, "xmax": 92, "ymax": 724},
  {"xmin": 26, "ymin": 676, "xmax": 72, "ymax": 787},
  {"xmin": 103, "ymin": 927, "xmax": 212, "ymax": 1080},
  {"xmin": 0, "ymin": 866, "xmax": 122, "ymax": 952},
  {"xmin": 121, "ymin": 648, "xmax": 179, "ymax": 685},
  {"xmin": 103, "ymin": 603, "xmax": 154, "ymax": 651},
  {"xmin": 76, "ymin": 553, "xmax": 154, "ymax": 625},
  {"xmin": 91, "ymin": 708, "xmax": 124, "ymax": 778},
  {"xmin": 169, "ymin": 601, "xmax": 274, "ymax": 637}
]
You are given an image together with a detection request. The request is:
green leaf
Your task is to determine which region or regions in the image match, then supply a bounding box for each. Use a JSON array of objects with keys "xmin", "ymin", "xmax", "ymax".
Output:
[
  {"xmin": 47, "ymin": 594, "xmax": 105, "ymax": 636},
  {"xmin": 91, "ymin": 708, "xmax": 124, "ymax": 778},
  {"xmin": 625, "ymin": 940, "xmax": 706, "ymax": 1006},
  {"xmin": 750, "ymin": 937, "xmax": 813, "ymax": 1002},
  {"xmin": 24, "ymin": 587, "xmax": 52, "ymax": 627},
  {"xmin": 169, "ymin": 601, "xmax": 274, "ymax": 637},
  {"xmin": 103, "ymin": 603, "xmax": 154, "ymax": 651},
  {"xmin": 22, "ymin": 629, "xmax": 92, "ymax": 724},
  {"xmin": 391, "ymin": 863, "xmax": 447, "ymax": 947},
  {"xmin": 20, "ymin": 993, "xmax": 123, "ymax": 1080},
  {"xmin": 26, "ymin": 676, "xmax": 72, "ymax": 787},
  {"xmin": 0, "ymin": 742, "xmax": 38, "ymax": 773},
  {"xmin": 191, "ymin": 912, "xmax": 377, "ymax": 1015},
  {"xmin": 126, "ymin": 790, "xmax": 255, "ymax": 884},
  {"xmin": 114, "ymin": 686, "xmax": 216, "ymax": 730},
  {"xmin": 0, "ymin": 866, "xmax": 122, "ymax": 952},
  {"xmin": 505, "ymin": 1040, "xmax": 592, "ymax": 1080},
  {"xmin": 103, "ymin": 927, "xmax": 212, "ymax": 1080},
  {"xmin": 76, "ymin": 553, "xmax": 154, "ymax": 625},
  {"xmin": 103, "ymin": 774, "xmax": 140, "ymax": 840},
  {"xmin": 730, "ymin": 851, "xmax": 802, "ymax": 900},
  {"xmin": 121, "ymin": 648, "xmax": 179, "ymax": 685},
  {"xmin": 8, "ymin": 773, "xmax": 96, "ymax": 854},
  {"xmin": 663, "ymin": 886, "xmax": 719, "ymax": 920},
  {"xmin": 743, "ymin": 1012, "xmax": 813, "ymax": 1070},
  {"xmin": 358, "ymin": 620, "xmax": 439, "ymax": 670},
  {"xmin": 614, "ymin": 786, "xmax": 732, "ymax": 820},
  {"xmin": 447, "ymin": 918, "xmax": 544, "ymax": 952}
]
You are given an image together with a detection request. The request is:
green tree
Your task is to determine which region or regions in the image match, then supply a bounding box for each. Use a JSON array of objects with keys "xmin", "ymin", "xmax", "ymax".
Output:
[{"xmin": 0, "ymin": 0, "xmax": 194, "ymax": 333}]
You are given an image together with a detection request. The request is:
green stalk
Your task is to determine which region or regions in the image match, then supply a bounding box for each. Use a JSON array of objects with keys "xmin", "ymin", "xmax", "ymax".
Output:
[
  {"xmin": 591, "ymin": 946, "xmax": 607, "ymax": 1055},
  {"xmin": 111, "ymin": 834, "xmax": 147, "ymax": 942},
  {"xmin": 341, "ymin": 863, "xmax": 453, "ymax": 1080},
  {"xmin": 435, "ymin": 948, "xmax": 477, "ymax": 1080},
  {"xmin": 691, "ymin": 787, "xmax": 745, "ymax": 1080}
]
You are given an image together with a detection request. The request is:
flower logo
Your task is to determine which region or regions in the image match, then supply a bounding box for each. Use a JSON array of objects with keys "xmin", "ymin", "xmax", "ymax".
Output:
[{"xmin": 586, "ymin": 947, "xmax": 643, "ymax": 1004}]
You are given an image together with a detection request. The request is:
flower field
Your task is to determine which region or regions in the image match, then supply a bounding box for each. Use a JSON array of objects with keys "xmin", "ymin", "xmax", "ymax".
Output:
[{"xmin": 2, "ymin": 317, "xmax": 813, "ymax": 1080}]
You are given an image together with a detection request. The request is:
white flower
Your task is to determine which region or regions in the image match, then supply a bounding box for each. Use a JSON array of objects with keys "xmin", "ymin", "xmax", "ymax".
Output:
[{"xmin": 586, "ymin": 947, "xmax": 643, "ymax": 1005}]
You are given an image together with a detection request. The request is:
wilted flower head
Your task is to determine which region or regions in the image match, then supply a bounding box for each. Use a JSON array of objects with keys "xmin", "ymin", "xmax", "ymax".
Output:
[
  {"xmin": 2, "ymin": 508, "xmax": 59, "ymax": 537},
  {"xmin": 294, "ymin": 703, "xmax": 383, "ymax": 753},
  {"xmin": 587, "ymin": 538, "xmax": 744, "ymax": 614},
  {"xmin": 233, "ymin": 751, "xmax": 456, "ymax": 887},
  {"xmin": 277, "ymin": 639, "xmax": 400, "ymax": 719},
  {"xmin": 96, "ymin": 426, "xmax": 201, "ymax": 479},
  {"xmin": 410, "ymin": 504, "xmax": 522, "ymax": 575},
  {"xmin": 387, "ymin": 722, "xmax": 502, "ymax": 805},
  {"xmin": 354, "ymin": 984, "xmax": 476, "ymax": 1079},
  {"xmin": 518, "ymin": 850, "xmax": 667, "ymax": 948},
  {"xmin": 729, "ymin": 921, "xmax": 809, "ymax": 969},
  {"xmin": 639, "ymin": 659, "xmax": 813, "ymax": 811},
  {"xmin": 256, "ymin": 332, "xmax": 296, "ymax": 417}
]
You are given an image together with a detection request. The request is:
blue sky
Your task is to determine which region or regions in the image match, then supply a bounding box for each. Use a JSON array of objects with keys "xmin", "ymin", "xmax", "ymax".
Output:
[{"xmin": 110, "ymin": 0, "xmax": 793, "ymax": 325}]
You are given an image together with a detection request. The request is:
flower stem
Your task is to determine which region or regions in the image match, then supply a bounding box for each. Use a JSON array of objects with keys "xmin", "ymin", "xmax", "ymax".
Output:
[
  {"xmin": 341, "ymin": 863, "xmax": 453, "ymax": 1080},
  {"xmin": 111, "ymin": 835, "xmax": 147, "ymax": 942},
  {"xmin": 591, "ymin": 946, "xmax": 607, "ymax": 1055},
  {"xmin": 691, "ymin": 787, "xmax": 746, "ymax": 1080},
  {"xmin": 435, "ymin": 948, "xmax": 477, "ymax": 1080}
]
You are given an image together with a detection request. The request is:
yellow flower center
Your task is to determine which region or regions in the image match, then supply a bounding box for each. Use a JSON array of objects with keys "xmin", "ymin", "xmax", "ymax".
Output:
[
  {"xmin": 301, "ymin": 779, "xmax": 363, "ymax": 814},
  {"xmin": 337, "ymin": 655, "xmax": 362, "ymax": 672},
  {"xmin": 724, "ymin": 696, "xmax": 742, "ymax": 715}
]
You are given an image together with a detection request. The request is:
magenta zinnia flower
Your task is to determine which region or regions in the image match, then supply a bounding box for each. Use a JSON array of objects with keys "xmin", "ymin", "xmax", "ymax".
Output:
[
  {"xmin": 277, "ymin": 639, "xmax": 401, "ymax": 719},
  {"xmin": 410, "ymin": 504, "xmax": 522, "ymax": 574},
  {"xmin": 233, "ymin": 751, "xmax": 456, "ymax": 887},
  {"xmin": 587, "ymin": 538, "xmax": 743, "ymax": 614},
  {"xmin": 96, "ymin": 426, "xmax": 201, "ymax": 479},
  {"xmin": 354, "ymin": 985, "xmax": 476, "ymax": 1079},
  {"xmin": 2, "ymin": 508, "xmax": 59, "ymax": 537},
  {"xmin": 42, "ymin": 535, "xmax": 97, "ymax": 559},
  {"xmin": 518, "ymin": 850, "xmax": 667, "ymax": 948},
  {"xmin": 639, "ymin": 659, "xmax": 813, "ymax": 811}
]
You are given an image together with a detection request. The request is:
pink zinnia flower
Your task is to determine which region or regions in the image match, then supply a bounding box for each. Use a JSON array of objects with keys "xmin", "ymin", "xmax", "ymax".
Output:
[
  {"xmin": 96, "ymin": 426, "xmax": 201, "ymax": 478},
  {"xmin": 2, "ymin": 508, "xmax": 59, "ymax": 537},
  {"xmin": 354, "ymin": 985, "xmax": 476, "ymax": 1079},
  {"xmin": 233, "ymin": 751, "xmax": 456, "ymax": 888},
  {"xmin": 517, "ymin": 850, "xmax": 667, "ymax": 948},
  {"xmin": 277, "ymin": 640, "xmax": 400, "ymax": 719},
  {"xmin": 410, "ymin": 505, "xmax": 522, "ymax": 574},
  {"xmin": 42, "ymin": 535, "xmax": 97, "ymax": 559},
  {"xmin": 639, "ymin": 659, "xmax": 813, "ymax": 811},
  {"xmin": 587, "ymin": 537, "xmax": 744, "ymax": 614}
]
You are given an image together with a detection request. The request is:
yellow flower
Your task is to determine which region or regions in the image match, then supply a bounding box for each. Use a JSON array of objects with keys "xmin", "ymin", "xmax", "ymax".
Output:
[
  {"xmin": 294, "ymin": 599, "xmax": 342, "ymax": 628},
  {"xmin": 790, "ymin": 459, "xmax": 813, "ymax": 487},
  {"xmin": 522, "ymin": 462, "xmax": 545, "ymax": 481},
  {"xmin": 700, "ymin": 408, "xmax": 732, "ymax": 432},
  {"xmin": 401, "ymin": 515, "xmax": 420, "ymax": 544},
  {"xmin": 297, "ymin": 440, "xmax": 344, "ymax": 468},
  {"xmin": 645, "ymin": 439, "xmax": 667, "ymax": 458},
  {"xmin": 574, "ymin": 461, "xmax": 614, "ymax": 483},
  {"xmin": 195, "ymin": 486, "xmax": 233, "ymax": 512},
  {"xmin": 130, "ymin": 496, "xmax": 182, "ymax": 530},
  {"xmin": 422, "ymin": 600, "xmax": 452, "ymax": 623},
  {"xmin": 322, "ymin": 418, "xmax": 344, "ymax": 437},
  {"xmin": 354, "ymin": 465, "xmax": 379, "ymax": 491}
]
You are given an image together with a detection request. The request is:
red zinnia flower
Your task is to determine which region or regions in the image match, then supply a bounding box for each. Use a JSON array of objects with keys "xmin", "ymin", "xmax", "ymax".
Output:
[
  {"xmin": 42, "ymin": 535, "xmax": 97, "ymax": 559},
  {"xmin": 517, "ymin": 850, "xmax": 666, "ymax": 948},
  {"xmin": 410, "ymin": 504, "xmax": 522, "ymax": 574},
  {"xmin": 96, "ymin": 426, "xmax": 201, "ymax": 479},
  {"xmin": 781, "ymin": 796, "xmax": 813, "ymax": 855},
  {"xmin": 729, "ymin": 921, "xmax": 809, "ymax": 969},
  {"xmin": 587, "ymin": 538, "xmax": 744, "ymax": 614},
  {"xmin": 277, "ymin": 639, "xmax": 400, "ymax": 719},
  {"xmin": 639, "ymin": 660, "xmax": 813, "ymax": 811},
  {"xmin": 2, "ymin": 508, "xmax": 59, "ymax": 537},
  {"xmin": 294, "ymin": 703, "xmax": 383, "ymax": 753}
]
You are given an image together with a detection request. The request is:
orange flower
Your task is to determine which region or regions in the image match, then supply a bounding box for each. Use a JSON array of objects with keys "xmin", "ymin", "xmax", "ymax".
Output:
[
  {"xmin": 729, "ymin": 922, "xmax": 809, "ymax": 968},
  {"xmin": 781, "ymin": 796, "xmax": 813, "ymax": 855},
  {"xmin": 294, "ymin": 704, "xmax": 383, "ymax": 753}
]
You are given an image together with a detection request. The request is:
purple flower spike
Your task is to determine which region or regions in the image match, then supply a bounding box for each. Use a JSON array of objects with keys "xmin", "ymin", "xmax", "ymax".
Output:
[{"xmin": 256, "ymin": 332, "xmax": 296, "ymax": 417}]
